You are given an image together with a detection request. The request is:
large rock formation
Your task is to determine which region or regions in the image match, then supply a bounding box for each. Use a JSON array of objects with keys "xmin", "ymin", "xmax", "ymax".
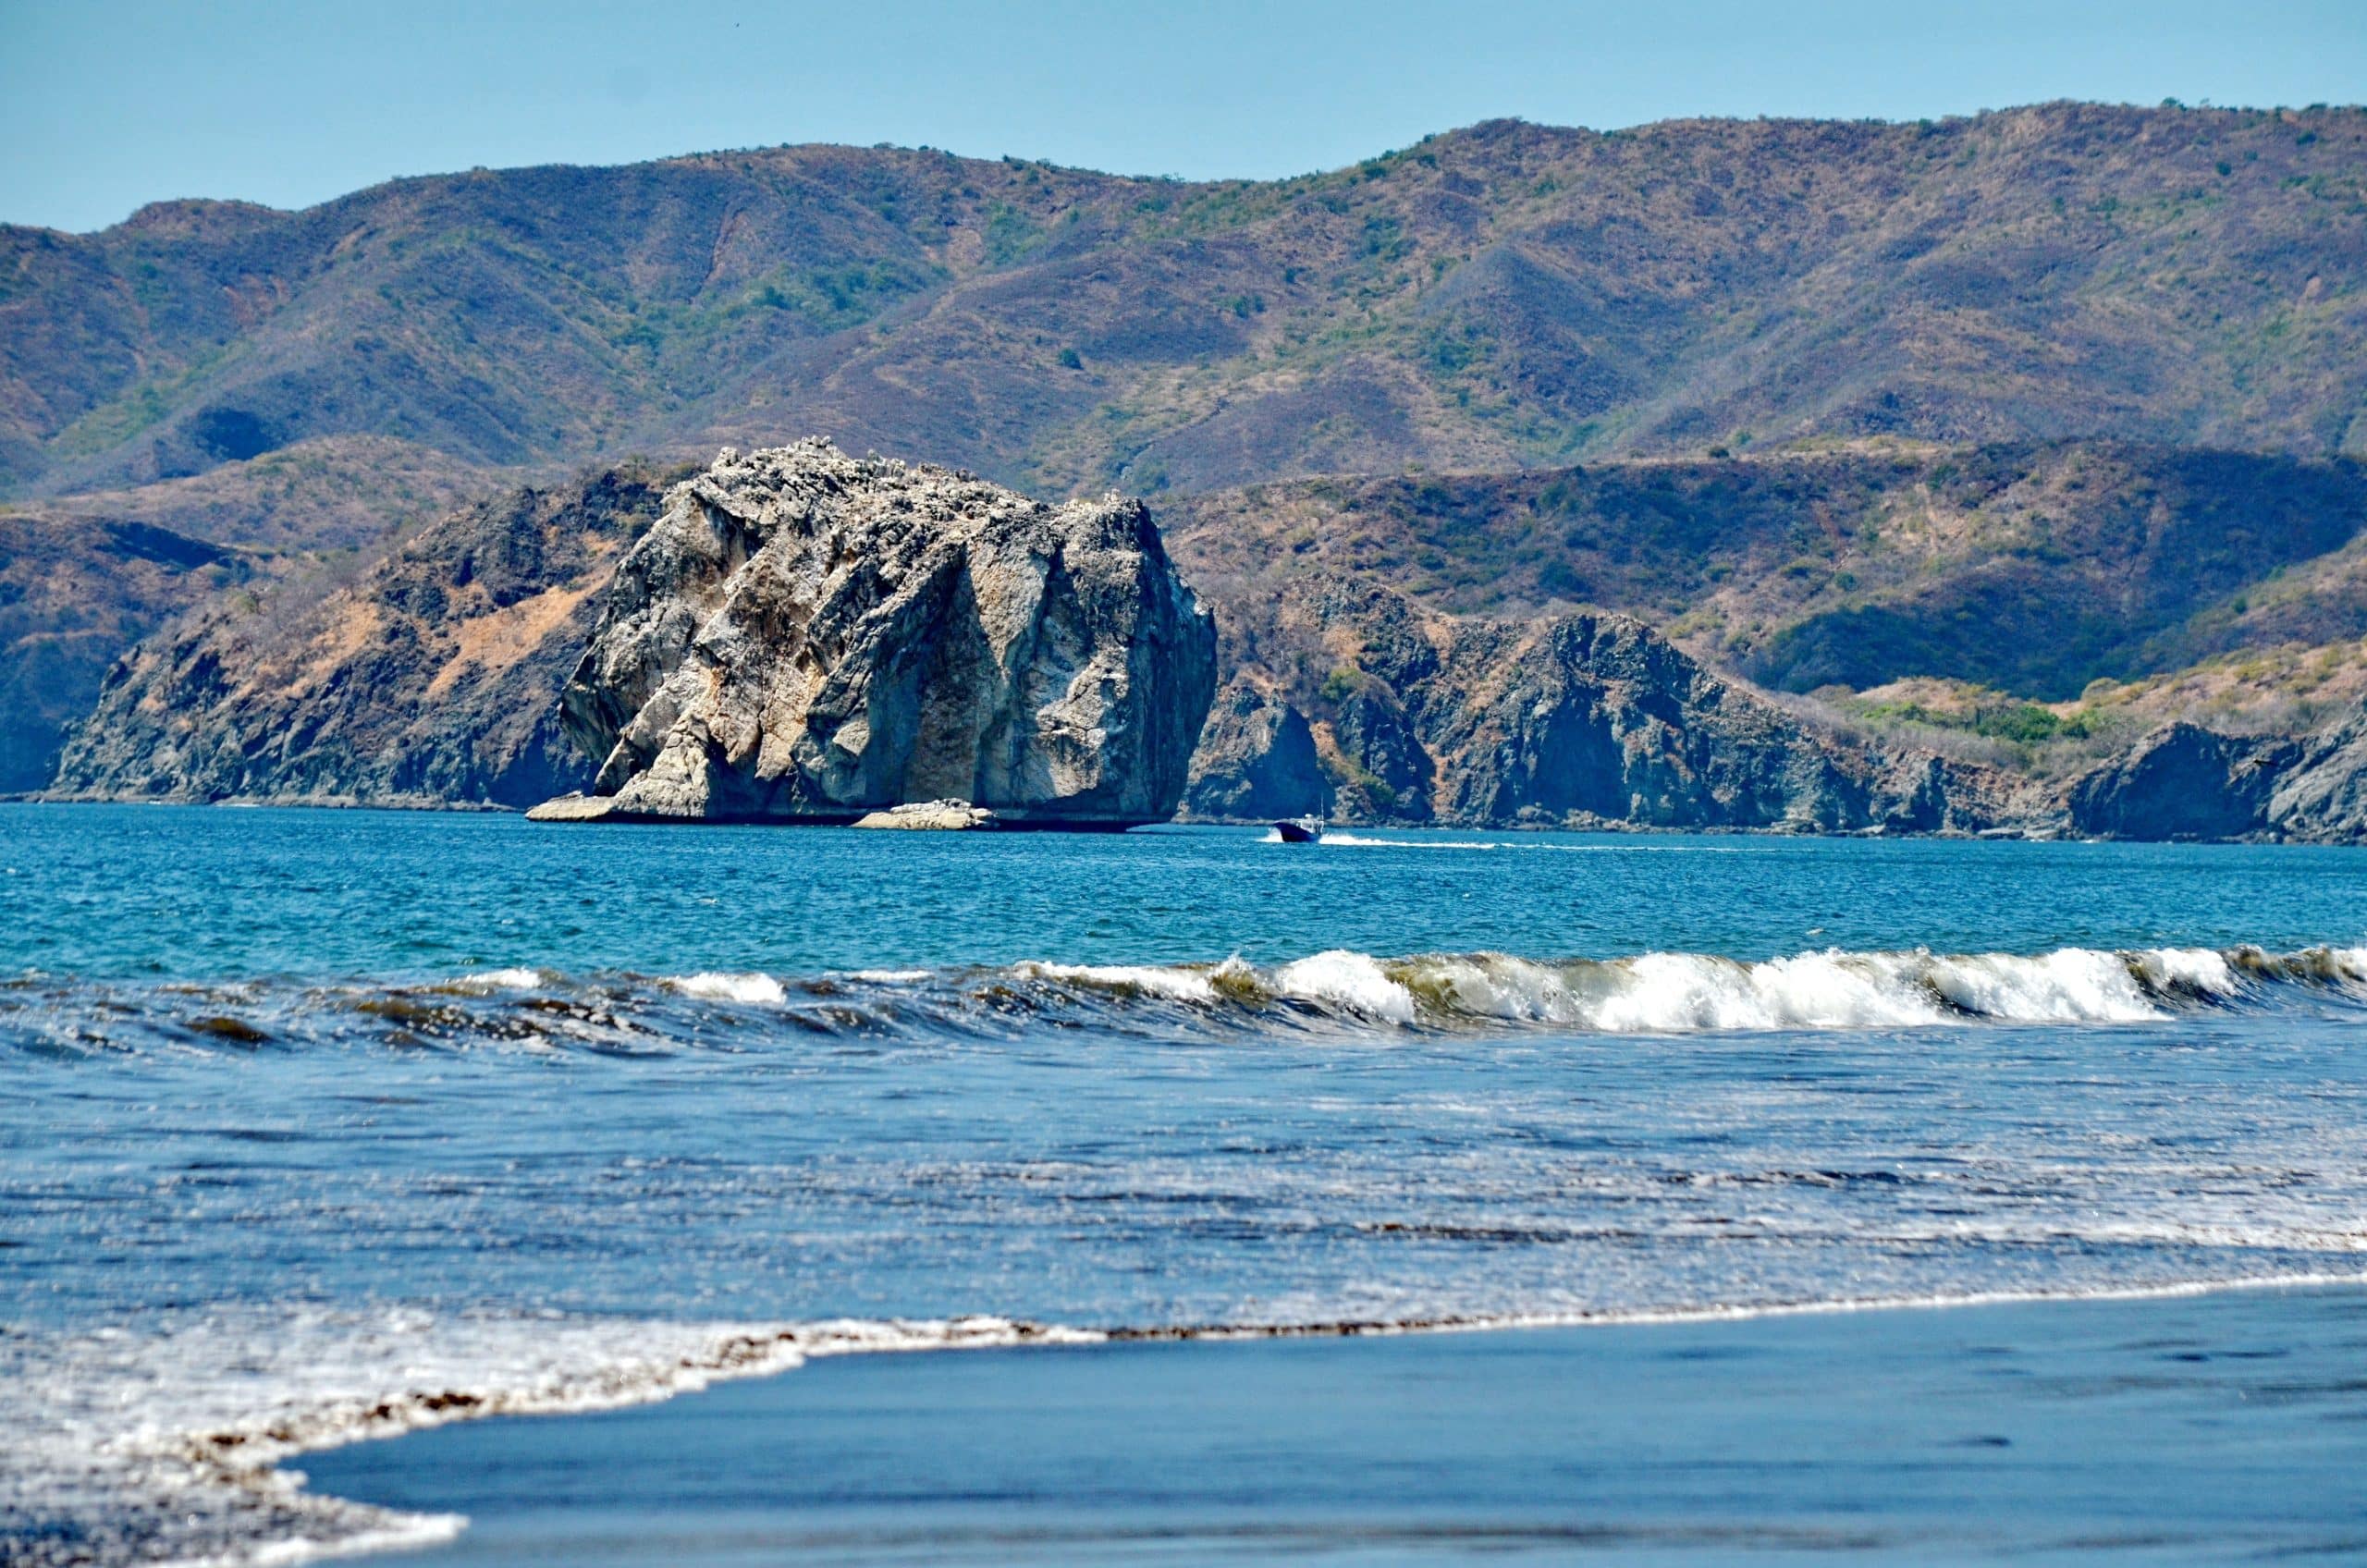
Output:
[
  {"xmin": 2064, "ymin": 722, "xmax": 2292, "ymax": 840},
  {"xmin": 551, "ymin": 441, "xmax": 1218, "ymax": 827},
  {"xmin": 1181, "ymin": 675, "xmax": 1333, "ymax": 821},
  {"xmin": 1184, "ymin": 578, "xmax": 2049, "ymax": 833},
  {"xmin": 2064, "ymin": 702, "xmax": 2367, "ymax": 842},
  {"xmin": 49, "ymin": 464, "xmax": 685, "ymax": 807}
]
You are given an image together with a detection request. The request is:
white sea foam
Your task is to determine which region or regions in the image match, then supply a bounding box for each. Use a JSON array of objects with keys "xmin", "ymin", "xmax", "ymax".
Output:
[
  {"xmin": 452, "ymin": 968, "xmax": 545, "ymax": 991},
  {"xmin": 2130, "ymin": 946, "xmax": 2243, "ymax": 995},
  {"xmin": 23, "ymin": 1268, "xmax": 2366, "ymax": 1568},
  {"xmin": 1392, "ymin": 940, "xmax": 2331, "ymax": 1032},
  {"xmin": 965, "ymin": 939, "xmax": 2367, "ymax": 1036},
  {"xmin": 1586, "ymin": 950, "xmax": 1945, "ymax": 1031},
  {"xmin": 406, "ymin": 941, "xmax": 2367, "ymax": 1047},
  {"xmin": 1274, "ymin": 949, "xmax": 1418, "ymax": 1023},
  {"xmin": 1018, "ymin": 961, "xmax": 1221, "ymax": 1002},
  {"xmin": 8, "ymin": 1306, "xmax": 1099, "ymax": 1568},
  {"xmin": 1920, "ymin": 947, "xmax": 2164, "ymax": 1022},
  {"xmin": 1316, "ymin": 833, "xmax": 1761, "ymax": 854},
  {"xmin": 663, "ymin": 972, "xmax": 788, "ymax": 1005}
]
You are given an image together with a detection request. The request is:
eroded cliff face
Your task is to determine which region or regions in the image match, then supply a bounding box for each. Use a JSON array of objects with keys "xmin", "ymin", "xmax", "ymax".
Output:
[
  {"xmin": 48, "ymin": 465, "xmax": 685, "ymax": 807},
  {"xmin": 554, "ymin": 441, "xmax": 1218, "ymax": 826},
  {"xmin": 1183, "ymin": 580, "xmax": 2048, "ymax": 834},
  {"xmin": 1182, "ymin": 675, "xmax": 1334, "ymax": 821},
  {"xmin": 2272, "ymin": 705, "xmax": 2367, "ymax": 840},
  {"xmin": 2062, "ymin": 704, "xmax": 2367, "ymax": 843},
  {"xmin": 0, "ymin": 514, "xmax": 251, "ymax": 793}
]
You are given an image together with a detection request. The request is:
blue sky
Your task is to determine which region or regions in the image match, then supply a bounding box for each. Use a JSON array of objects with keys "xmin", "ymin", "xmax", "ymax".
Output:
[{"xmin": 3, "ymin": 0, "xmax": 2361, "ymax": 232}]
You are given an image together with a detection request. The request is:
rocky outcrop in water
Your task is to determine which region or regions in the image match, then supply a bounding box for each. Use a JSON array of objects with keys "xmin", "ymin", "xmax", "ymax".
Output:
[
  {"xmin": 49, "ymin": 465, "xmax": 686, "ymax": 807},
  {"xmin": 551, "ymin": 441, "xmax": 1218, "ymax": 827},
  {"xmin": 1184, "ymin": 579, "xmax": 2048, "ymax": 834},
  {"xmin": 850, "ymin": 799, "xmax": 1000, "ymax": 830}
]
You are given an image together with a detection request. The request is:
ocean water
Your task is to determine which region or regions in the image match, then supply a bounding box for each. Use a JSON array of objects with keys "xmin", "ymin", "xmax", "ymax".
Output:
[{"xmin": 3, "ymin": 804, "xmax": 2365, "ymax": 1564}]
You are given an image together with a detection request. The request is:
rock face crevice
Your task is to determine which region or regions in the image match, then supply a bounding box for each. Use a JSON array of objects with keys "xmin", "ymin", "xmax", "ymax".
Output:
[{"xmin": 553, "ymin": 441, "xmax": 1219, "ymax": 826}]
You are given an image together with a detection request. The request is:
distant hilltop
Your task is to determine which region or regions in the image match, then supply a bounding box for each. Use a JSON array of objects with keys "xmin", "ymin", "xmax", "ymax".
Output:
[{"xmin": 4, "ymin": 103, "xmax": 2361, "ymax": 502}]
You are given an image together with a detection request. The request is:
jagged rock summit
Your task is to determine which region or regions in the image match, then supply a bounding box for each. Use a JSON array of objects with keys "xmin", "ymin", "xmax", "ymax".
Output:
[{"xmin": 546, "ymin": 440, "xmax": 1219, "ymax": 827}]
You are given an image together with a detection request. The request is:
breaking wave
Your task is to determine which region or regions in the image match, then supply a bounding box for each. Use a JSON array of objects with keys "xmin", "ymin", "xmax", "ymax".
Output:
[
  {"xmin": 6, "ymin": 943, "xmax": 2366, "ymax": 1060},
  {"xmin": 663, "ymin": 971, "xmax": 791, "ymax": 1005}
]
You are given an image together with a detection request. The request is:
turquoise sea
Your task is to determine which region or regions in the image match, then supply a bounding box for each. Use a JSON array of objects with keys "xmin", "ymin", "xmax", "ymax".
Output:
[{"xmin": 4, "ymin": 804, "xmax": 2365, "ymax": 1563}]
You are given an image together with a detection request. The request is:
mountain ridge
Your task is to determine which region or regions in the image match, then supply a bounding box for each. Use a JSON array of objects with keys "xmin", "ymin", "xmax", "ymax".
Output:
[{"xmin": 8, "ymin": 102, "xmax": 2361, "ymax": 505}]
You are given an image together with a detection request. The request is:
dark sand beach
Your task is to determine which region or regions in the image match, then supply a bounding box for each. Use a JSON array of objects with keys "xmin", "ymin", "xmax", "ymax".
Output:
[{"xmin": 308, "ymin": 1284, "xmax": 2367, "ymax": 1566}]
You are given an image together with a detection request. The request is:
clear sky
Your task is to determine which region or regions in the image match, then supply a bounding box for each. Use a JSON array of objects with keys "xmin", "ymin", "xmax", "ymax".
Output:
[{"xmin": 3, "ymin": 0, "xmax": 2361, "ymax": 233}]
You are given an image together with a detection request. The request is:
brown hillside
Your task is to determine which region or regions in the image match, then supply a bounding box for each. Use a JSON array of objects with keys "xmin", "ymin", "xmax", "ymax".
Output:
[{"xmin": 5, "ymin": 104, "xmax": 2361, "ymax": 502}]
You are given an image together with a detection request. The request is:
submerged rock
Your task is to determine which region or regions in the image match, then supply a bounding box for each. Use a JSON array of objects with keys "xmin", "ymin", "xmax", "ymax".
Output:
[
  {"xmin": 548, "ymin": 441, "xmax": 1218, "ymax": 827},
  {"xmin": 521, "ymin": 791, "xmax": 617, "ymax": 822},
  {"xmin": 850, "ymin": 799, "xmax": 1000, "ymax": 830}
]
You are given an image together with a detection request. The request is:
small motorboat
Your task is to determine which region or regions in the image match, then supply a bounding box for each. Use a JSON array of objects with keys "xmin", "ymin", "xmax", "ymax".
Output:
[{"xmin": 1271, "ymin": 816, "xmax": 1324, "ymax": 843}]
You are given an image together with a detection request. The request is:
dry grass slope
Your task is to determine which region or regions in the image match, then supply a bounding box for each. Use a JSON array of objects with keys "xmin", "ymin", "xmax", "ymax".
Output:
[{"xmin": 4, "ymin": 104, "xmax": 2360, "ymax": 503}]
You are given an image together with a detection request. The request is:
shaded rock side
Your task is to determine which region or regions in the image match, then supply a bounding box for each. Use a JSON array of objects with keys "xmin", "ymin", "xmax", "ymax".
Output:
[
  {"xmin": 49, "ymin": 463, "xmax": 688, "ymax": 807},
  {"xmin": 556, "ymin": 440, "xmax": 1219, "ymax": 827},
  {"xmin": 0, "ymin": 513, "xmax": 251, "ymax": 793},
  {"xmin": 1230, "ymin": 580, "xmax": 2047, "ymax": 834},
  {"xmin": 2269, "ymin": 702, "xmax": 2367, "ymax": 841},
  {"xmin": 2064, "ymin": 722, "xmax": 2293, "ymax": 840},
  {"xmin": 2061, "ymin": 701, "xmax": 2367, "ymax": 843},
  {"xmin": 1181, "ymin": 675, "xmax": 1334, "ymax": 822}
]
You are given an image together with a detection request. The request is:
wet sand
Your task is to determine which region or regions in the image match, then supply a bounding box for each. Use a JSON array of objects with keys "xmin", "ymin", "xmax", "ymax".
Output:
[{"xmin": 305, "ymin": 1283, "xmax": 2367, "ymax": 1565}]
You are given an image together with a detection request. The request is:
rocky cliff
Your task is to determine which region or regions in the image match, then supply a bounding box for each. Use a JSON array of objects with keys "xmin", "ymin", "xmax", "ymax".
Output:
[
  {"xmin": 0, "ymin": 512, "xmax": 251, "ymax": 792},
  {"xmin": 41, "ymin": 438, "xmax": 2367, "ymax": 843},
  {"xmin": 551, "ymin": 441, "xmax": 1218, "ymax": 826},
  {"xmin": 1183, "ymin": 579, "xmax": 2050, "ymax": 834},
  {"xmin": 2065, "ymin": 703, "xmax": 2367, "ymax": 842},
  {"xmin": 1183, "ymin": 675, "xmax": 1335, "ymax": 821},
  {"xmin": 49, "ymin": 464, "xmax": 686, "ymax": 806}
]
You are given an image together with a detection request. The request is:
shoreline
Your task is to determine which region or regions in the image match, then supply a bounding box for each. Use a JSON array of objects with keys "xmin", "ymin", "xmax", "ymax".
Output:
[
  {"xmin": 299, "ymin": 1278, "xmax": 2367, "ymax": 1566},
  {"xmin": 0, "ymin": 796, "xmax": 2225, "ymax": 844}
]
